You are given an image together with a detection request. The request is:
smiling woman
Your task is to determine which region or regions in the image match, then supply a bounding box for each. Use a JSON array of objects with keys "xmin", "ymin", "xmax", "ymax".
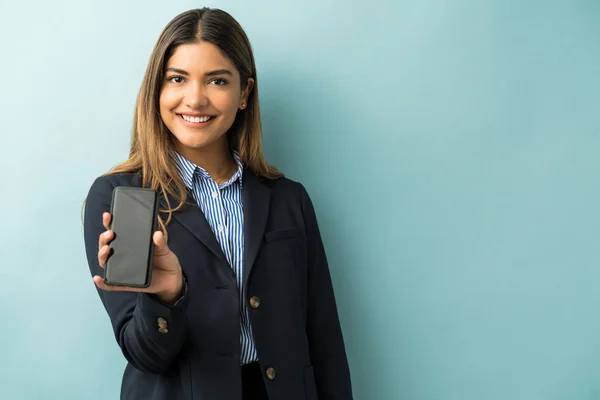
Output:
[
  {"xmin": 82, "ymin": 7, "xmax": 353, "ymax": 400},
  {"xmin": 159, "ymin": 42, "xmax": 254, "ymax": 173}
]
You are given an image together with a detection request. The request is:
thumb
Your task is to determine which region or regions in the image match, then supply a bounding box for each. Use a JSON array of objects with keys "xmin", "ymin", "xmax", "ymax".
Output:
[{"xmin": 153, "ymin": 231, "xmax": 170, "ymax": 256}]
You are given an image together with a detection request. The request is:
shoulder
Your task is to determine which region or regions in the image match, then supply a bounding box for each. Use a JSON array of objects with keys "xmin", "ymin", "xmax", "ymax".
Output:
[
  {"xmin": 84, "ymin": 172, "xmax": 144, "ymax": 227},
  {"xmin": 259, "ymin": 175, "xmax": 315, "ymax": 213},
  {"xmin": 87, "ymin": 171, "xmax": 143, "ymax": 195},
  {"xmin": 85, "ymin": 171, "xmax": 144, "ymax": 209},
  {"xmin": 260, "ymin": 175, "xmax": 308, "ymax": 197}
]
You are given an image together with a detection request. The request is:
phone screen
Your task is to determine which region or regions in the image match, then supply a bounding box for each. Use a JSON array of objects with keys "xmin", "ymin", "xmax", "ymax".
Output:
[{"xmin": 105, "ymin": 187, "xmax": 158, "ymax": 287}]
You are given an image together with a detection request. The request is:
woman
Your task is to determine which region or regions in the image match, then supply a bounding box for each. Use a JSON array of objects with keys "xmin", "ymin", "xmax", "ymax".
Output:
[{"xmin": 83, "ymin": 7, "xmax": 352, "ymax": 400}]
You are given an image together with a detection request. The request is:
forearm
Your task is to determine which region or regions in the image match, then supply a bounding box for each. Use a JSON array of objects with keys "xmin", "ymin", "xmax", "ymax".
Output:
[
  {"xmin": 306, "ymin": 256, "xmax": 353, "ymax": 400},
  {"xmin": 301, "ymin": 183, "xmax": 353, "ymax": 399},
  {"xmin": 114, "ymin": 288, "xmax": 189, "ymax": 373},
  {"xmin": 84, "ymin": 176, "xmax": 189, "ymax": 374}
]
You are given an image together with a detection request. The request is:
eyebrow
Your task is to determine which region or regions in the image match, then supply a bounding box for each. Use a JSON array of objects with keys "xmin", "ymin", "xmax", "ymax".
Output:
[{"xmin": 165, "ymin": 67, "xmax": 233, "ymax": 77}]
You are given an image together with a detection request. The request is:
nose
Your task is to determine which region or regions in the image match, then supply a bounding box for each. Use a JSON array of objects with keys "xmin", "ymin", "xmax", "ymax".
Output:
[{"xmin": 184, "ymin": 81, "xmax": 209, "ymax": 108}]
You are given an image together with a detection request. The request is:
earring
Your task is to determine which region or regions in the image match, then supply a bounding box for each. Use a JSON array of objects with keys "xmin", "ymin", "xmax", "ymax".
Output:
[{"xmin": 241, "ymin": 102, "xmax": 247, "ymax": 109}]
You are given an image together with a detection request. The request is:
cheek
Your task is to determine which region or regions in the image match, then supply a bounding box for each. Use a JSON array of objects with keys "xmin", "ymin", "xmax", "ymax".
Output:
[
  {"xmin": 212, "ymin": 91, "xmax": 241, "ymax": 116},
  {"xmin": 159, "ymin": 89, "xmax": 179, "ymax": 115}
]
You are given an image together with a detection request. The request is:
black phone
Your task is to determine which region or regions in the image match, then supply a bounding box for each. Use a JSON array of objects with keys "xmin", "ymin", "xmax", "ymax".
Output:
[{"xmin": 105, "ymin": 186, "xmax": 159, "ymax": 288}]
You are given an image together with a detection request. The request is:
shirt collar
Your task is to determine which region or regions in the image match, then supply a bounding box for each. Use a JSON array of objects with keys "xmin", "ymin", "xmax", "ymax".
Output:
[{"xmin": 173, "ymin": 151, "xmax": 244, "ymax": 190}]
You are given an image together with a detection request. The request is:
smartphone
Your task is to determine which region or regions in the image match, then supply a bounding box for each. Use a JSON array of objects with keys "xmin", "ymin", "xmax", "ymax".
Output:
[{"xmin": 105, "ymin": 186, "xmax": 159, "ymax": 287}]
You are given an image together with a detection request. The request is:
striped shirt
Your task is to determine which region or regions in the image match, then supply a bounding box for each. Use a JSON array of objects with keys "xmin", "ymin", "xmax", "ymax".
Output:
[{"xmin": 173, "ymin": 151, "xmax": 258, "ymax": 365}]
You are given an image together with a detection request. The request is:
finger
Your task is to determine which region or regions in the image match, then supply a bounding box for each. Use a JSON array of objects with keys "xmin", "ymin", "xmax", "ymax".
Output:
[
  {"xmin": 153, "ymin": 231, "xmax": 170, "ymax": 256},
  {"xmin": 93, "ymin": 275, "xmax": 107, "ymax": 289},
  {"xmin": 102, "ymin": 212, "xmax": 112, "ymax": 230},
  {"xmin": 97, "ymin": 244, "xmax": 111, "ymax": 268},
  {"xmin": 93, "ymin": 276, "xmax": 149, "ymax": 293},
  {"xmin": 97, "ymin": 230, "xmax": 114, "ymax": 250}
]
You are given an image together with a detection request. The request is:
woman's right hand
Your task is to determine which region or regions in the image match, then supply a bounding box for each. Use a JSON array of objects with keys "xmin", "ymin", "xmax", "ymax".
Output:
[{"xmin": 94, "ymin": 212, "xmax": 184, "ymax": 304}]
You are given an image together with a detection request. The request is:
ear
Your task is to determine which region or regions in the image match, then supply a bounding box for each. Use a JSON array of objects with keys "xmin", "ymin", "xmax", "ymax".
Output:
[{"xmin": 240, "ymin": 77, "xmax": 255, "ymax": 109}]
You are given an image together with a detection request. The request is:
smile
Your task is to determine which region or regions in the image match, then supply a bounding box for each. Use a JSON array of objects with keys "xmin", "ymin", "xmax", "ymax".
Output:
[{"xmin": 179, "ymin": 114, "xmax": 215, "ymax": 123}]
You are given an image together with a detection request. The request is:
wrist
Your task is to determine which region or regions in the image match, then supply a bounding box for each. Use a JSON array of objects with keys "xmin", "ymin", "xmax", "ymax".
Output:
[{"xmin": 157, "ymin": 273, "xmax": 184, "ymax": 305}]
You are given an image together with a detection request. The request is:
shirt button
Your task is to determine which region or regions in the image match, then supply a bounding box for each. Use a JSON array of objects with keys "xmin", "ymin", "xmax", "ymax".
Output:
[
  {"xmin": 157, "ymin": 317, "xmax": 168, "ymax": 334},
  {"xmin": 218, "ymin": 225, "xmax": 224, "ymax": 232},
  {"xmin": 212, "ymin": 192, "xmax": 218, "ymax": 199},
  {"xmin": 266, "ymin": 367, "xmax": 276, "ymax": 380},
  {"xmin": 249, "ymin": 296, "xmax": 260, "ymax": 309}
]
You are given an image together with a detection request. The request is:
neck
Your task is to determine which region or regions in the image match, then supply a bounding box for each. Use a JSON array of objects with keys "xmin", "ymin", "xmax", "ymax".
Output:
[{"xmin": 175, "ymin": 140, "xmax": 237, "ymax": 183}]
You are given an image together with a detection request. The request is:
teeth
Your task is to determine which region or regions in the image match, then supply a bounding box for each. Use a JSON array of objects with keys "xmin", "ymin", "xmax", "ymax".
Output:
[{"xmin": 182, "ymin": 115, "xmax": 212, "ymax": 123}]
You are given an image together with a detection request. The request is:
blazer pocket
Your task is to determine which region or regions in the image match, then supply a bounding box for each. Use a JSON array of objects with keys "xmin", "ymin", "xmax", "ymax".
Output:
[
  {"xmin": 303, "ymin": 366, "xmax": 319, "ymax": 400},
  {"xmin": 264, "ymin": 228, "xmax": 301, "ymax": 242}
]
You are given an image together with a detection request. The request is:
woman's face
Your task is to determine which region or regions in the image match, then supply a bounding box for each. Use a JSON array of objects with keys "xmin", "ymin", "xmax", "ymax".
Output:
[{"xmin": 159, "ymin": 41, "xmax": 253, "ymax": 157}]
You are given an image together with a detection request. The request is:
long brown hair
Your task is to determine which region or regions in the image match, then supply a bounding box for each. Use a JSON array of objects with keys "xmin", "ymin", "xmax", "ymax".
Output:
[{"xmin": 102, "ymin": 8, "xmax": 282, "ymax": 233}]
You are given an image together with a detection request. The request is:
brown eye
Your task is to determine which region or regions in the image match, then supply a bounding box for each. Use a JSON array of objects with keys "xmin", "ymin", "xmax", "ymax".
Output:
[
  {"xmin": 167, "ymin": 76, "xmax": 184, "ymax": 84},
  {"xmin": 211, "ymin": 78, "xmax": 228, "ymax": 86}
]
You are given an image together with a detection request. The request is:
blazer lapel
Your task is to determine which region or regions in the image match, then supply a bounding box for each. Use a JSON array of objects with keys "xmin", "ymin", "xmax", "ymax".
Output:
[
  {"xmin": 160, "ymin": 189, "xmax": 227, "ymax": 262},
  {"xmin": 243, "ymin": 170, "xmax": 271, "ymax": 288}
]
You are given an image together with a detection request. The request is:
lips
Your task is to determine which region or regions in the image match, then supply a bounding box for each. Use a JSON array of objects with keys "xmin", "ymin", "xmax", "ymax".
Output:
[
  {"xmin": 176, "ymin": 113, "xmax": 217, "ymax": 128},
  {"xmin": 179, "ymin": 114, "xmax": 215, "ymax": 123}
]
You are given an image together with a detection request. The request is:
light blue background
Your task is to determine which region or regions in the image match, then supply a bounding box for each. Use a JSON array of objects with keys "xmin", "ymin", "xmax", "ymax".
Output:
[{"xmin": 1, "ymin": 0, "xmax": 599, "ymax": 399}]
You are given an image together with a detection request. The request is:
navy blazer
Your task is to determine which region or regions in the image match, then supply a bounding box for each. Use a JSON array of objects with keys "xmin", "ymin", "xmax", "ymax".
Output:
[{"xmin": 83, "ymin": 169, "xmax": 353, "ymax": 400}]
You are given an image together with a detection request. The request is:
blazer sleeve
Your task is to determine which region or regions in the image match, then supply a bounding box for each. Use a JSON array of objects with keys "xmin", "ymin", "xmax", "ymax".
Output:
[
  {"xmin": 83, "ymin": 176, "xmax": 189, "ymax": 374},
  {"xmin": 300, "ymin": 184, "xmax": 354, "ymax": 399}
]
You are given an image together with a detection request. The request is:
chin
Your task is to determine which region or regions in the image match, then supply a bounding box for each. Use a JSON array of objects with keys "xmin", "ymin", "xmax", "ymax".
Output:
[
  {"xmin": 174, "ymin": 134, "xmax": 226, "ymax": 153},
  {"xmin": 178, "ymin": 140, "xmax": 213, "ymax": 151}
]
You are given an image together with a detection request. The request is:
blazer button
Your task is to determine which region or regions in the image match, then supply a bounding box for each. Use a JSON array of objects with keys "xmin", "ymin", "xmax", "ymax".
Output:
[
  {"xmin": 249, "ymin": 296, "xmax": 260, "ymax": 309},
  {"xmin": 157, "ymin": 317, "xmax": 168, "ymax": 334},
  {"xmin": 265, "ymin": 367, "xmax": 276, "ymax": 380}
]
